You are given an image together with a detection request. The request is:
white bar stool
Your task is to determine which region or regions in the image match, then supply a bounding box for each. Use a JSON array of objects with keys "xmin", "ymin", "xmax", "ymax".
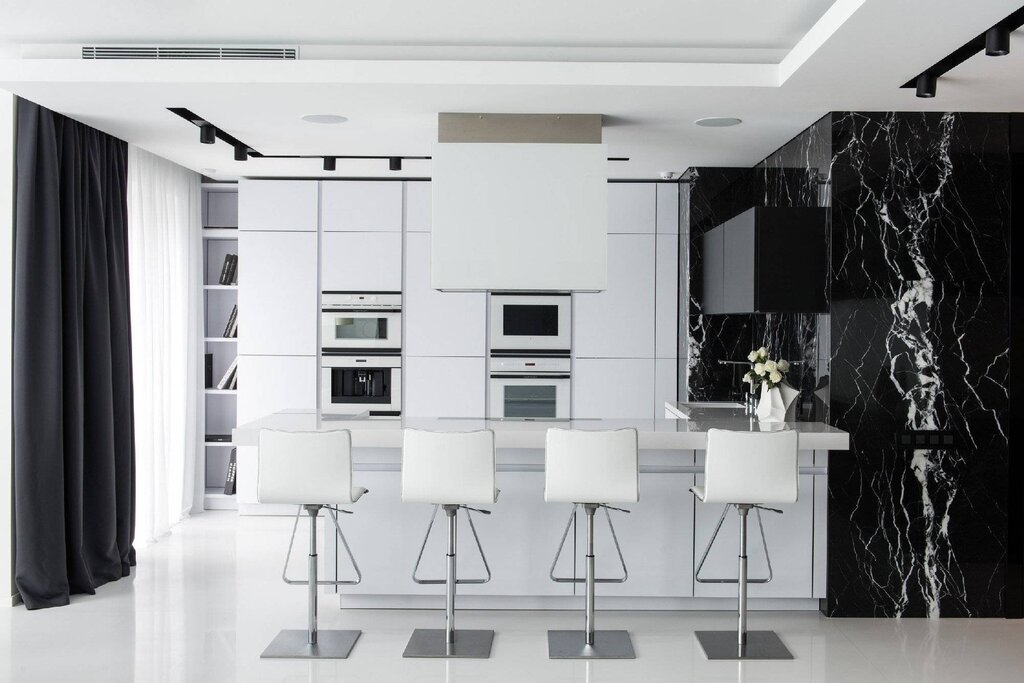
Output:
[
  {"xmin": 545, "ymin": 428, "xmax": 638, "ymax": 659},
  {"xmin": 691, "ymin": 428, "xmax": 798, "ymax": 660},
  {"xmin": 257, "ymin": 429, "xmax": 367, "ymax": 659},
  {"xmin": 401, "ymin": 428, "xmax": 498, "ymax": 658}
]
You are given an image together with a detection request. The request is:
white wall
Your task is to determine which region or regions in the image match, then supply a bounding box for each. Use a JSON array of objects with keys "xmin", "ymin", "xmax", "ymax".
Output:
[{"xmin": 1, "ymin": 89, "xmax": 15, "ymax": 605}]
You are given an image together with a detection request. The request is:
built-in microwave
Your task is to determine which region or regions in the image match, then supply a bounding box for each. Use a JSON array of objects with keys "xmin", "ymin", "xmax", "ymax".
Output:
[
  {"xmin": 321, "ymin": 353, "xmax": 402, "ymax": 416},
  {"xmin": 321, "ymin": 292, "xmax": 402, "ymax": 351},
  {"xmin": 488, "ymin": 293, "xmax": 571, "ymax": 353},
  {"xmin": 488, "ymin": 355, "xmax": 571, "ymax": 419}
]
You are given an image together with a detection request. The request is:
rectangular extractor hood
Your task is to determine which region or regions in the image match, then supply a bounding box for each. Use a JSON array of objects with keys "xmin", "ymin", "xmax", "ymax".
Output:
[{"xmin": 431, "ymin": 114, "xmax": 608, "ymax": 292}]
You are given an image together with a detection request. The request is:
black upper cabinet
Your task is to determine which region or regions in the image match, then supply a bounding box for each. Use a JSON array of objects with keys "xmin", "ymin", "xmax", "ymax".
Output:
[{"xmin": 701, "ymin": 206, "xmax": 828, "ymax": 314}]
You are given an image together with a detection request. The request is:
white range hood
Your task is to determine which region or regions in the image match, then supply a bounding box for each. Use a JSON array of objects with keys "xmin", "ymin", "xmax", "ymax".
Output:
[{"xmin": 431, "ymin": 142, "xmax": 608, "ymax": 292}]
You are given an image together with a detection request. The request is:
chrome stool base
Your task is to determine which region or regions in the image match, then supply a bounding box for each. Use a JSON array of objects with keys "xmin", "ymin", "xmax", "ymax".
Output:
[
  {"xmin": 403, "ymin": 628, "xmax": 494, "ymax": 658},
  {"xmin": 547, "ymin": 629, "xmax": 635, "ymax": 659},
  {"xmin": 695, "ymin": 630, "xmax": 792, "ymax": 660},
  {"xmin": 261, "ymin": 629, "xmax": 361, "ymax": 659}
]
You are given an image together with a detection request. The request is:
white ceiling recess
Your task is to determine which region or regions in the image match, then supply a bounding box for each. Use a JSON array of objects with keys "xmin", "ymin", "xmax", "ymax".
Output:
[{"xmin": 0, "ymin": 0, "xmax": 1021, "ymax": 180}]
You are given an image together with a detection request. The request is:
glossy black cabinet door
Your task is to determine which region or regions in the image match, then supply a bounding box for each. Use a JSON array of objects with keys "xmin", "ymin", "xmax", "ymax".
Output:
[{"xmin": 698, "ymin": 206, "xmax": 827, "ymax": 314}]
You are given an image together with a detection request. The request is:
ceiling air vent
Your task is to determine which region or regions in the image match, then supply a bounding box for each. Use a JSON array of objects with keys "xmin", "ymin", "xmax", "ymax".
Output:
[{"xmin": 81, "ymin": 45, "xmax": 298, "ymax": 60}]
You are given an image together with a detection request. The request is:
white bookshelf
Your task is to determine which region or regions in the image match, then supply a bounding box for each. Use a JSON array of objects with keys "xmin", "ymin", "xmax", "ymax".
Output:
[{"xmin": 201, "ymin": 183, "xmax": 239, "ymax": 511}]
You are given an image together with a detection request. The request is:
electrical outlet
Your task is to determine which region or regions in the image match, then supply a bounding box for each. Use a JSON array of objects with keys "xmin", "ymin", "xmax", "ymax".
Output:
[{"xmin": 895, "ymin": 430, "xmax": 957, "ymax": 450}]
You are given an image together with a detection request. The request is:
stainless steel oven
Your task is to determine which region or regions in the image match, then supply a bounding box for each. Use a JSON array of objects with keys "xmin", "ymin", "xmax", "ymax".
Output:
[
  {"xmin": 488, "ymin": 355, "xmax": 571, "ymax": 419},
  {"xmin": 489, "ymin": 293, "xmax": 571, "ymax": 353},
  {"xmin": 321, "ymin": 292, "xmax": 402, "ymax": 352},
  {"xmin": 321, "ymin": 353, "xmax": 402, "ymax": 416}
]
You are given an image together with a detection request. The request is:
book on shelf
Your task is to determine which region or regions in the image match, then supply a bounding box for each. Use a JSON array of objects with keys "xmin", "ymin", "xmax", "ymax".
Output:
[
  {"xmin": 217, "ymin": 253, "xmax": 232, "ymax": 285},
  {"xmin": 216, "ymin": 357, "xmax": 237, "ymax": 390},
  {"xmin": 224, "ymin": 448, "xmax": 237, "ymax": 495},
  {"xmin": 204, "ymin": 353, "xmax": 213, "ymax": 388},
  {"xmin": 229, "ymin": 254, "xmax": 238, "ymax": 285},
  {"xmin": 228, "ymin": 368, "xmax": 238, "ymax": 390},
  {"xmin": 222, "ymin": 304, "xmax": 238, "ymax": 338}
]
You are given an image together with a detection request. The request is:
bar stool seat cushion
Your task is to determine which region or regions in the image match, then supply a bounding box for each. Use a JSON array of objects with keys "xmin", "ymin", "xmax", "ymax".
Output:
[
  {"xmin": 544, "ymin": 428, "xmax": 639, "ymax": 504},
  {"xmin": 258, "ymin": 429, "xmax": 364, "ymax": 505},
  {"xmin": 401, "ymin": 429, "xmax": 497, "ymax": 505}
]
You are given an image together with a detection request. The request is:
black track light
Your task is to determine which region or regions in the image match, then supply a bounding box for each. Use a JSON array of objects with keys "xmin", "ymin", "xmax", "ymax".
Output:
[
  {"xmin": 915, "ymin": 72, "xmax": 937, "ymax": 98},
  {"xmin": 323, "ymin": 156, "xmax": 336, "ymax": 171},
  {"xmin": 389, "ymin": 157, "xmax": 402, "ymax": 171},
  {"xmin": 200, "ymin": 123, "xmax": 216, "ymax": 144},
  {"xmin": 234, "ymin": 144, "xmax": 249, "ymax": 161},
  {"xmin": 986, "ymin": 25, "xmax": 1010, "ymax": 56}
]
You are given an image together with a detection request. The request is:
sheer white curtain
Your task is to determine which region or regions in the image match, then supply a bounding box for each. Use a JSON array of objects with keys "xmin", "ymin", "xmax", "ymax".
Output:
[{"xmin": 127, "ymin": 146, "xmax": 204, "ymax": 544}]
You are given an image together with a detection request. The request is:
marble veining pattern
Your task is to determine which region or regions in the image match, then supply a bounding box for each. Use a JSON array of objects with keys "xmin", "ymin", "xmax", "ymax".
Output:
[{"xmin": 827, "ymin": 112, "xmax": 1010, "ymax": 617}]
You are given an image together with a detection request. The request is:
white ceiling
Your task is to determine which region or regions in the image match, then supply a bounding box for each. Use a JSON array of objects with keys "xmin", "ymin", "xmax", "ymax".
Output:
[{"xmin": 0, "ymin": 0, "xmax": 1021, "ymax": 180}]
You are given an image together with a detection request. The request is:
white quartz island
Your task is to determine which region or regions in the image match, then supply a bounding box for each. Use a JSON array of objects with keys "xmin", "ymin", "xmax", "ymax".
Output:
[{"xmin": 232, "ymin": 409, "xmax": 848, "ymax": 610}]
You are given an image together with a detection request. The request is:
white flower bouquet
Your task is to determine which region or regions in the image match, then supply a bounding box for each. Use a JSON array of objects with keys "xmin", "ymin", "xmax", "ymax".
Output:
[{"xmin": 742, "ymin": 347, "xmax": 790, "ymax": 390}]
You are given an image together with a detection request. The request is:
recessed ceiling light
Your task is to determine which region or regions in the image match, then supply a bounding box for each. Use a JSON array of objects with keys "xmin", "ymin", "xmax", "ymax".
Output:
[
  {"xmin": 695, "ymin": 117, "xmax": 743, "ymax": 128},
  {"xmin": 301, "ymin": 114, "xmax": 348, "ymax": 124}
]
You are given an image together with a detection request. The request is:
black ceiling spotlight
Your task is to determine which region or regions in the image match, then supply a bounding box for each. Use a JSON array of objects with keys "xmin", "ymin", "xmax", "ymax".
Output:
[
  {"xmin": 389, "ymin": 157, "xmax": 402, "ymax": 171},
  {"xmin": 199, "ymin": 123, "xmax": 216, "ymax": 144},
  {"xmin": 986, "ymin": 24, "xmax": 1011, "ymax": 56},
  {"xmin": 234, "ymin": 144, "xmax": 249, "ymax": 161},
  {"xmin": 915, "ymin": 72, "xmax": 937, "ymax": 98},
  {"xmin": 323, "ymin": 156, "xmax": 336, "ymax": 171}
]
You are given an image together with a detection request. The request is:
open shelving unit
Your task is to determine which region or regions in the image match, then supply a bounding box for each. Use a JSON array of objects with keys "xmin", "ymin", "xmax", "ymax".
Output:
[{"xmin": 201, "ymin": 182, "xmax": 239, "ymax": 511}]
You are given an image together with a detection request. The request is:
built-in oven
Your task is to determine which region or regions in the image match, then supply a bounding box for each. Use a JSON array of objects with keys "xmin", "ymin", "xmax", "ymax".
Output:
[
  {"xmin": 321, "ymin": 353, "xmax": 402, "ymax": 416},
  {"xmin": 488, "ymin": 355, "xmax": 571, "ymax": 419},
  {"xmin": 489, "ymin": 293, "xmax": 571, "ymax": 353},
  {"xmin": 321, "ymin": 292, "xmax": 402, "ymax": 352}
]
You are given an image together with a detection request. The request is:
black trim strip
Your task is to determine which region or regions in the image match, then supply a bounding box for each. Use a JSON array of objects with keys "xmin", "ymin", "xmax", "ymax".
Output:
[
  {"xmin": 489, "ymin": 349, "xmax": 570, "ymax": 357},
  {"xmin": 322, "ymin": 308, "xmax": 402, "ymax": 313},
  {"xmin": 489, "ymin": 373, "xmax": 572, "ymax": 379},
  {"xmin": 321, "ymin": 348, "xmax": 401, "ymax": 356}
]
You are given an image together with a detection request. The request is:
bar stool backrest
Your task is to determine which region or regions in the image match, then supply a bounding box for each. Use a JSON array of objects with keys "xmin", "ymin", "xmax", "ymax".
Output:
[
  {"xmin": 258, "ymin": 429, "xmax": 355, "ymax": 505},
  {"xmin": 703, "ymin": 428, "xmax": 799, "ymax": 505},
  {"xmin": 544, "ymin": 428, "xmax": 639, "ymax": 504},
  {"xmin": 401, "ymin": 429, "xmax": 497, "ymax": 505}
]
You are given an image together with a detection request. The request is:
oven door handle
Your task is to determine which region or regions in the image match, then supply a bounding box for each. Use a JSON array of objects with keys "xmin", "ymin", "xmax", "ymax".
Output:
[
  {"xmin": 322, "ymin": 308, "xmax": 402, "ymax": 313},
  {"xmin": 489, "ymin": 373, "xmax": 571, "ymax": 379}
]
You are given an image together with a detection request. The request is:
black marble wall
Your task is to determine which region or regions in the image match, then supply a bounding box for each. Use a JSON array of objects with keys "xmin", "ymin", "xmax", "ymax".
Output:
[
  {"xmin": 682, "ymin": 112, "xmax": 1019, "ymax": 617},
  {"xmin": 684, "ymin": 116, "xmax": 831, "ymax": 421},
  {"xmin": 826, "ymin": 112, "xmax": 1011, "ymax": 617}
]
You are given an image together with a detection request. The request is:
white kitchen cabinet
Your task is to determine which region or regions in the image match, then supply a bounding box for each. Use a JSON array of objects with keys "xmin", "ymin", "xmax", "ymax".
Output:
[
  {"xmin": 608, "ymin": 183, "xmax": 656, "ymax": 234},
  {"xmin": 404, "ymin": 232, "xmax": 486, "ymax": 357},
  {"xmin": 574, "ymin": 233, "xmax": 656, "ymax": 359},
  {"xmin": 236, "ymin": 355, "xmax": 317, "ymax": 424},
  {"xmin": 591, "ymin": 471, "xmax": 694, "ymax": 597},
  {"xmin": 238, "ymin": 179, "xmax": 318, "ymax": 231},
  {"xmin": 654, "ymin": 358, "xmax": 678, "ymax": 418},
  {"xmin": 321, "ymin": 181, "xmax": 403, "ymax": 232},
  {"xmin": 655, "ymin": 232, "xmax": 679, "ymax": 359},
  {"xmin": 573, "ymin": 358, "xmax": 655, "ymax": 419},
  {"xmin": 321, "ymin": 232, "xmax": 402, "ymax": 292},
  {"xmin": 656, "ymin": 183, "xmax": 679, "ymax": 234},
  {"xmin": 238, "ymin": 231, "xmax": 318, "ymax": 356},
  {"xmin": 692, "ymin": 456, "xmax": 815, "ymax": 598},
  {"xmin": 404, "ymin": 356, "xmax": 485, "ymax": 418},
  {"xmin": 405, "ymin": 181, "xmax": 431, "ymax": 232}
]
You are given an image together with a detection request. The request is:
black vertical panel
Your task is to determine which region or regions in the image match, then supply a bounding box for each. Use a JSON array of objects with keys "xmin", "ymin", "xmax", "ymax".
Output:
[
  {"xmin": 1008, "ymin": 112, "xmax": 1024, "ymax": 619},
  {"xmin": 12, "ymin": 99, "xmax": 135, "ymax": 609}
]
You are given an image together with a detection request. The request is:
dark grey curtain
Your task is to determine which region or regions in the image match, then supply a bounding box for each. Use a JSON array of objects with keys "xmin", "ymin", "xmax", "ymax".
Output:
[{"xmin": 13, "ymin": 99, "xmax": 135, "ymax": 609}]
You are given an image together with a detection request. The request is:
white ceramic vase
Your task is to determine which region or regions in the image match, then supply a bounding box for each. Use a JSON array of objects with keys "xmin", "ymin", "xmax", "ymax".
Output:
[{"xmin": 756, "ymin": 381, "xmax": 800, "ymax": 423}]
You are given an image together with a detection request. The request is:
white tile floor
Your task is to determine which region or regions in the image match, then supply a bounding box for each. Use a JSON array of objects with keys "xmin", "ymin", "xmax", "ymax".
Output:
[{"xmin": 2, "ymin": 512, "xmax": 1022, "ymax": 683}]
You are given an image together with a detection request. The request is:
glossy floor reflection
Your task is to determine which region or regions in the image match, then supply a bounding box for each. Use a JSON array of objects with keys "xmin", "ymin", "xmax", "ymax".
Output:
[{"xmin": 2, "ymin": 512, "xmax": 1022, "ymax": 682}]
